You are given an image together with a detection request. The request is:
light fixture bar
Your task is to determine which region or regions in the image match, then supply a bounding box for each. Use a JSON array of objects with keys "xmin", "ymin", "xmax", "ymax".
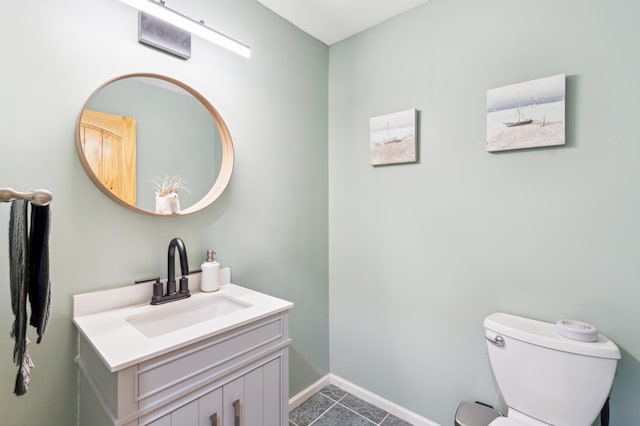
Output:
[{"xmin": 119, "ymin": 0, "xmax": 251, "ymax": 58}]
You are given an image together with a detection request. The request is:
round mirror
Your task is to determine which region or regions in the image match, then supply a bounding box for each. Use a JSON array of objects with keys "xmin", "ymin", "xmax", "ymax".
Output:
[{"xmin": 76, "ymin": 73, "xmax": 234, "ymax": 215}]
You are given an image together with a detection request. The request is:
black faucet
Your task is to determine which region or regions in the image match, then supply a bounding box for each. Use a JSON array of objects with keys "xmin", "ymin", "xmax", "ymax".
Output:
[{"xmin": 150, "ymin": 237, "xmax": 191, "ymax": 305}]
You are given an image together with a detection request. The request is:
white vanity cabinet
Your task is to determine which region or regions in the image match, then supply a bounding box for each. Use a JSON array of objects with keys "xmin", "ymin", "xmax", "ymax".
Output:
[
  {"xmin": 74, "ymin": 285, "xmax": 292, "ymax": 426},
  {"xmin": 147, "ymin": 357, "xmax": 281, "ymax": 426}
]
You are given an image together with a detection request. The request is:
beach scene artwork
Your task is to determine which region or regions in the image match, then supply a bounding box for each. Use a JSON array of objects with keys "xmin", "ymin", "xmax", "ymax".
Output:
[
  {"xmin": 487, "ymin": 74, "xmax": 565, "ymax": 152},
  {"xmin": 370, "ymin": 109, "xmax": 417, "ymax": 165}
]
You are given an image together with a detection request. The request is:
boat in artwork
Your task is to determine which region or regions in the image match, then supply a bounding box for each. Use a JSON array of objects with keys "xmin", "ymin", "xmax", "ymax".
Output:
[
  {"xmin": 382, "ymin": 121, "xmax": 403, "ymax": 143},
  {"xmin": 503, "ymin": 104, "xmax": 532, "ymax": 127}
]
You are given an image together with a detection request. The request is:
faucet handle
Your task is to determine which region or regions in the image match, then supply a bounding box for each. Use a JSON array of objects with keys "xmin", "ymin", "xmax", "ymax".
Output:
[
  {"xmin": 179, "ymin": 276, "xmax": 189, "ymax": 294},
  {"xmin": 153, "ymin": 281, "xmax": 163, "ymax": 297},
  {"xmin": 151, "ymin": 280, "xmax": 164, "ymax": 304}
]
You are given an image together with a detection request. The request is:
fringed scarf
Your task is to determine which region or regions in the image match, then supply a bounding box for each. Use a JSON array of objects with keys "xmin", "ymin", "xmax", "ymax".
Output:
[{"xmin": 9, "ymin": 200, "xmax": 51, "ymax": 395}]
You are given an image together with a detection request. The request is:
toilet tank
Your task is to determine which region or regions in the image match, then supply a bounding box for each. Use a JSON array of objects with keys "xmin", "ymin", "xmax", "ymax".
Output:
[{"xmin": 484, "ymin": 313, "xmax": 620, "ymax": 426}]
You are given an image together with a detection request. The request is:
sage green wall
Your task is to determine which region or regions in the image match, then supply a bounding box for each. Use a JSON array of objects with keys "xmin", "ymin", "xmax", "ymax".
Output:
[
  {"xmin": 0, "ymin": 0, "xmax": 328, "ymax": 424},
  {"xmin": 328, "ymin": 0, "xmax": 640, "ymax": 425}
]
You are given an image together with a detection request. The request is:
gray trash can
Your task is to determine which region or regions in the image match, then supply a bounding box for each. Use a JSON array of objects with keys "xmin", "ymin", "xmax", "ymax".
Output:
[{"xmin": 454, "ymin": 401, "xmax": 502, "ymax": 426}]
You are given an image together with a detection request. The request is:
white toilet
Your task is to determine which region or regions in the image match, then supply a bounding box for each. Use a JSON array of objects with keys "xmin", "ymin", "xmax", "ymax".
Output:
[{"xmin": 484, "ymin": 312, "xmax": 620, "ymax": 426}]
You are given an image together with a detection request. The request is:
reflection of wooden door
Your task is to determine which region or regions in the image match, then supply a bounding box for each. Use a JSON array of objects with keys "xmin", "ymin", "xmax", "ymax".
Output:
[{"xmin": 80, "ymin": 109, "xmax": 137, "ymax": 205}]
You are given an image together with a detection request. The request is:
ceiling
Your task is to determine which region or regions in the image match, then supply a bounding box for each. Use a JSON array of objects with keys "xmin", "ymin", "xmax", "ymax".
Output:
[{"xmin": 256, "ymin": 0, "xmax": 431, "ymax": 46}]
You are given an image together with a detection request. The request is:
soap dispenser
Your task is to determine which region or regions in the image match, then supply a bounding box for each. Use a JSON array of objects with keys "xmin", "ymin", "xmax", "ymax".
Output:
[{"xmin": 201, "ymin": 250, "xmax": 220, "ymax": 292}]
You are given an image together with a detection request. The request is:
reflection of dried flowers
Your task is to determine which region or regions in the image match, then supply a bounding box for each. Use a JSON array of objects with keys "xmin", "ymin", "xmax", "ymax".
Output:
[{"xmin": 150, "ymin": 175, "xmax": 190, "ymax": 197}]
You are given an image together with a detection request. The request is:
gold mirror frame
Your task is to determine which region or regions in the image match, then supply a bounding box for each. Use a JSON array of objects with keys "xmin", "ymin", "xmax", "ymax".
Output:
[{"xmin": 75, "ymin": 73, "xmax": 234, "ymax": 216}]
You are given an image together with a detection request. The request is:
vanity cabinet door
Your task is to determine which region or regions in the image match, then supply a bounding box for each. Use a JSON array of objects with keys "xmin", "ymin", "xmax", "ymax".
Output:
[
  {"xmin": 147, "ymin": 400, "xmax": 198, "ymax": 425},
  {"xmin": 244, "ymin": 358, "xmax": 281, "ymax": 426},
  {"xmin": 199, "ymin": 387, "xmax": 223, "ymax": 426},
  {"xmin": 222, "ymin": 377, "xmax": 243, "ymax": 426},
  {"xmin": 171, "ymin": 400, "xmax": 199, "ymax": 424},
  {"xmin": 222, "ymin": 357, "xmax": 282, "ymax": 426}
]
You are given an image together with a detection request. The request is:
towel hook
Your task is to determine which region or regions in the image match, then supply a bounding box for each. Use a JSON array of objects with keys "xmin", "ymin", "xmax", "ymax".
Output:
[{"xmin": 0, "ymin": 188, "xmax": 53, "ymax": 206}]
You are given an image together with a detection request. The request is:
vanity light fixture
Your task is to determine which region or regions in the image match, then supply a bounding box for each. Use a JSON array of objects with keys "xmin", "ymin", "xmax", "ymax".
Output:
[{"xmin": 119, "ymin": 0, "xmax": 251, "ymax": 58}]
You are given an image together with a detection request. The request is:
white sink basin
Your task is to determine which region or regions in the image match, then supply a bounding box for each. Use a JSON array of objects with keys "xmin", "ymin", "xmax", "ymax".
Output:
[
  {"xmin": 73, "ymin": 283, "xmax": 294, "ymax": 371},
  {"xmin": 126, "ymin": 294, "xmax": 252, "ymax": 337}
]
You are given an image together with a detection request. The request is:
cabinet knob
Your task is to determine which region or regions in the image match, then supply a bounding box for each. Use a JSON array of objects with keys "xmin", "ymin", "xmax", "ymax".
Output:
[
  {"xmin": 233, "ymin": 399, "xmax": 241, "ymax": 426},
  {"xmin": 209, "ymin": 412, "xmax": 218, "ymax": 426}
]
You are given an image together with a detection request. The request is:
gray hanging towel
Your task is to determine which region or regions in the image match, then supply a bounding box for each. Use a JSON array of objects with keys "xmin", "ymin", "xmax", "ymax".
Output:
[
  {"xmin": 28, "ymin": 204, "xmax": 51, "ymax": 343},
  {"xmin": 8, "ymin": 200, "xmax": 51, "ymax": 395},
  {"xmin": 9, "ymin": 200, "xmax": 32, "ymax": 395}
]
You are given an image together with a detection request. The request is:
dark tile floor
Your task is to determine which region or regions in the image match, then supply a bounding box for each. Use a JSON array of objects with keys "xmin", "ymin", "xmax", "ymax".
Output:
[{"xmin": 289, "ymin": 384, "xmax": 413, "ymax": 426}]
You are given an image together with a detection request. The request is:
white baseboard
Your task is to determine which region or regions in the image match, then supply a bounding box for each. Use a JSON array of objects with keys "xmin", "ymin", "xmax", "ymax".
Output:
[
  {"xmin": 289, "ymin": 373, "xmax": 441, "ymax": 426},
  {"xmin": 288, "ymin": 374, "xmax": 331, "ymax": 411}
]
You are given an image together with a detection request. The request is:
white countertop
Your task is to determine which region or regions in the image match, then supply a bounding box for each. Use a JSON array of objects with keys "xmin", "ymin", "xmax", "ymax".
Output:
[{"xmin": 73, "ymin": 282, "xmax": 293, "ymax": 372}]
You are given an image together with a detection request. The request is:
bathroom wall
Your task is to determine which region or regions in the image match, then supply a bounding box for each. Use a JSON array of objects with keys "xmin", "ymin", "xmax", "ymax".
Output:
[
  {"xmin": 0, "ymin": 0, "xmax": 328, "ymax": 424},
  {"xmin": 329, "ymin": 0, "xmax": 640, "ymax": 424}
]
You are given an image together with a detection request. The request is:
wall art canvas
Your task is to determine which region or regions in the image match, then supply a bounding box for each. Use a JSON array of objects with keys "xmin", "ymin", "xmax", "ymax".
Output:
[
  {"xmin": 486, "ymin": 74, "xmax": 565, "ymax": 152},
  {"xmin": 370, "ymin": 109, "xmax": 418, "ymax": 165}
]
